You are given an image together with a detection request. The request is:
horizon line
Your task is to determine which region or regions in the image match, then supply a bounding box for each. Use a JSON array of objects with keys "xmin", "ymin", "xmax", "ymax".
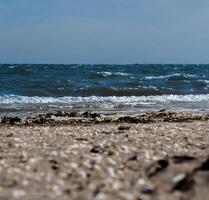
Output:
[{"xmin": 1, "ymin": 63, "xmax": 209, "ymax": 66}]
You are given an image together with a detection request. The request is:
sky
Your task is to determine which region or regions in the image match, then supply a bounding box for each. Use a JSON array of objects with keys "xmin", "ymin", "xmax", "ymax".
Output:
[{"xmin": 0, "ymin": 0, "xmax": 209, "ymax": 64}]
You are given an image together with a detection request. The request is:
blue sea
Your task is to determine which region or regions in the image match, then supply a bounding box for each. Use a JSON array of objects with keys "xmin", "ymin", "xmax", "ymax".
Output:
[{"xmin": 1, "ymin": 64, "xmax": 209, "ymax": 116}]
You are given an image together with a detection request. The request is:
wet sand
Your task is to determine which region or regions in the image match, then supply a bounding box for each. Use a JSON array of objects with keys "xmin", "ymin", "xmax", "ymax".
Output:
[{"xmin": 0, "ymin": 110, "xmax": 209, "ymax": 200}]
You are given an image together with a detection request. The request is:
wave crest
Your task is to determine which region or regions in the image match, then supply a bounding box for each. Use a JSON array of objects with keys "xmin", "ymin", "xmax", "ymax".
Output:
[{"xmin": 1, "ymin": 94, "xmax": 209, "ymax": 105}]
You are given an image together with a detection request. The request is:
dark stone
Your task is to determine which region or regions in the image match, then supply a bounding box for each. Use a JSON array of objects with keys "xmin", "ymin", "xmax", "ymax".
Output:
[
  {"xmin": 33, "ymin": 115, "xmax": 47, "ymax": 124},
  {"xmin": 49, "ymin": 159, "xmax": 59, "ymax": 171},
  {"xmin": 90, "ymin": 145, "xmax": 105, "ymax": 154},
  {"xmin": 117, "ymin": 116, "xmax": 138, "ymax": 123},
  {"xmin": 81, "ymin": 112, "xmax": 100, "ymax": 118},
  {"xmin": 93, "ymin": 184, "xmax": 105, "ymax": 197},
  {"xmin": 147, "ymin": 158, "xmax": 169, "ymax": 177},
  {"xmin": 51, "ymin": 165, "xmax": 59, "ymax": 170},
  {"xmin": 6, "ymin": 133, "xmax": 13, "ymax": 137},
  {"xmin": 76, "ymin": 138, "xmax": 88, "ymax": 141},
  {"xmin": 118, "ymin": 126, "xmax": 130, "ymax": 131},
  {"xmin": 68, "ymin": 112, "xmax": 79, "ymax": 117},
  {"xmin": 140, "ymin": 185, "xmax": 155, "ymax": 195},
  {"xmin": 81, "ymin": 112, "xmax": 91, "ymax": 118},
  {"xmin": 54, "ymin": 111, "xmax": 67, "ymax": 117},
  {"xmin": 172, "ymin": 173, "xmax": 194, "ymax": 191},
  {"xmin": 45, "ymin": 112, "xmax": 54, "ymax": 118},
  {"xmin": 172, "ymin": 155, "xmax": 196, "ymax": 164},
  {"xmin": 90, "ymin": 113, "xmax": 101, "ymax": 118},
  {"xmin": 128, "ymin": 154, "xmax": 138, "ymax": 161},
  {"xmin": 197, "ymin": 156, "xmax": 209, "ymax": 171}
]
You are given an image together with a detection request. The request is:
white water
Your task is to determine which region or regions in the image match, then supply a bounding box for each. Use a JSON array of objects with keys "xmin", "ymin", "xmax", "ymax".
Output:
[
  {"xmin": 1, "ymin": 94, "xmax": 209, "ymax": 106},
  {"xmin": 1, "ymin": 94, "xmax": 209, "ymax": 116}
]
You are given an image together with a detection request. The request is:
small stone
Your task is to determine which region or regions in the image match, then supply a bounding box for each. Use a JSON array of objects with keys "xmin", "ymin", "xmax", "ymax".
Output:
[
  {"xmin": 52, "ymin": 185, "xmax": 63, "ymax": 196},
  {"xmin": 172, "ymin": 173, "xmax": 194, "ymax": 191},
  {"xmin": 54, "ymin": 111, "xmax": 66, "ymax": 117},
  {"xmin": 81, "ymin": 112, "xmax": 100, "ymax": 118},
  {"xmin": 101, "ymin": 131, "xmax": 111, "ymax": 135},
  {"xmin": 6, "ymin": 133, "xmax": 14, "ymax": 137},
  {"xmin": 128, "ymin": 154, "xmax": 138, "ymax": 161},
  {"xmin": 197, "ymin": 156, "xmax": 209, "ymax": 171},
  {"xmin": 12, "ymin": 189, "xmax": 26, "ymax": 199},
  {"xmin": 118, "ymin": 126, "xmax": 130, "ymax": 131},
  {"xmin": 76, "ymin": 138, "xmax": 88, "ymax": 141},
  {"xmin": 147, "ymin": 158, "xmax": 169, "ymax": 177},
  {"xmin": 68, "ymin": 112, "xmax": 78, "ymax": 117},
  {"xmin": 117, "ymin": 116, "xmax": 138, "ymax": 123},
  {"xmin": 90, "ymin": 145, "xmax": 105, "ymax": 154},
  {"xmin": 49, "ymin": 159, "xmax": 59, "ymax": 171},
  {"xmin": 138, "ymin": 179, "xmax": 155, "ymax": 195}
]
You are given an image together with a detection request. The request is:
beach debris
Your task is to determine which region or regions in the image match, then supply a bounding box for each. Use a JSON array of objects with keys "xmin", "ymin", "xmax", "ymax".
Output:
[
  {"xmin": 1, "ymin": 116, "xmax": 21, "ymax": 125},
  {"xmin": 26, "ymin": 114, "xmax": 49, "ymax": 124},
  {"xmin": 147, "ymin": 158, "xmax": 169, "ymax": 177},
  {"xmin": 117, "ymin": 116, "xmax": 139, "ymax": 123},
  {"xmin": 68, "ymin": 112, "xmax": 79, "ymax": 117},
  {"xmin": 172, "ymin": 155, "xmax": 196, "ymax": 164},
  {"xmin": 137, "ymin": 110, "xmax": 209, "ymax": 123},
  {"xmin": 53, "ymin": 111, "xmax": 79, "ymax": 117},
  {"xmin": 53, "ymin": 111, "xmax": 67, "ymax": 117},
  {"xmin": 81, "ymin": 112, "xmax": 100, "ymax": 118},
  {"xmin": 172, "ymin": 173, "xmax": 194, "ymax": 191},
  {"xmin": 118, "ymin": 125, "xmax": 130, "ymax": 131},
  {"xmin": 1, "ymin": 110, "xmax": 209, "ymax": 126}
]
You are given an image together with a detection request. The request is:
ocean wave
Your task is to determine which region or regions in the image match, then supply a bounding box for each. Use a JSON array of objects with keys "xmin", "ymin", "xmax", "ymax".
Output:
[
  {"xmin": 97, "ymin": 71, "xmax": 130, "ymax": 77},
  {"xmin": 1, "ymin": 94, "xmax": 209, "ymax": 105},
  {"xmin": 197, "ymin": 79, "xmax": 209, "ymax": 84},
  {"xmin": 145, "ymin": 73, "xmax": 198, "ymax": 80}
]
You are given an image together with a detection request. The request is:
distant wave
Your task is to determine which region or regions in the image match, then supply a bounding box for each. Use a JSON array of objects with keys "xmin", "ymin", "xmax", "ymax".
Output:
[
  {"xmin": 97, "ymin": 71, "xmax": 130, "ymax": 77},
  {"xmin": 145, "ymin": 73, "xmax": 198, "ymax": 80}
]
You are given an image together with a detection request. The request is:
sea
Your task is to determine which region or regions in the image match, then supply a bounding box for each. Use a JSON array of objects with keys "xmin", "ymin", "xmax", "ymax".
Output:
[{"xmin": 1, "ymin": 64, "xmax": 209, "ymax": 116}]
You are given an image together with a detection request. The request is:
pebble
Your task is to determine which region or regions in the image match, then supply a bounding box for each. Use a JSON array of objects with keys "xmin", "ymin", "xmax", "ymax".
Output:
[
  {"xmin": 147, "ymin": 158, "xmax": 169, "ymax": 177},
  {"xmin": 172, "ymin": 173, "xmax": 194, "ymax": 191},
  {"xmin": 12, "ymin": 189, "xmax": 26, "ymax": 199},
  {"xmin": 90, "ymin": 146, "xmax": 105, "ymax": 154},
  {"xmin": 137, "ymin": 179, "xmax": 155, "ymax": 195}
]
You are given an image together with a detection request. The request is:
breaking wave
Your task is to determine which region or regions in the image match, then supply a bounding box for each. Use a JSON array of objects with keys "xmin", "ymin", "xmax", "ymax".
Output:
[{"xmin": 1, "ymin": 94, "xmax": 209, "ymax": 105}]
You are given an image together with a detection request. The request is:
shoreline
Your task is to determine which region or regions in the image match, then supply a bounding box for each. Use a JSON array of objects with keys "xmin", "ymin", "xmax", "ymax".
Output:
[
  {"xmin": 1, "ymin": 109, "xmax": 209, "ymax": 125},
  {"xmin": 0, "ymin": 110, "xmax": 209, "ymax": 199}
]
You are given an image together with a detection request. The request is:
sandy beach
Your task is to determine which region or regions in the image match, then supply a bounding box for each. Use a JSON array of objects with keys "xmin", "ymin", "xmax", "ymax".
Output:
[{"xmin": 0, "ymin": 110, "xmax": 209, "ymax": 200}]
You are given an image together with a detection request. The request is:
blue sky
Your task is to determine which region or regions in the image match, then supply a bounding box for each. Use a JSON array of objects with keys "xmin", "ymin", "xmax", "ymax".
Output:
[{"xmin": 0, "ymin": 0, "xmax": 209, "ymax": 64}]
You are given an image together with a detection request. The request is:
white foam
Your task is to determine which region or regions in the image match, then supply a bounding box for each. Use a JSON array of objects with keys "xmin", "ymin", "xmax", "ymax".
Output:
[
  {"xmin": 1, "ymin": 94, "xmax": 209, "ymax": 105},
  {"xmin": 97, "ymin": 71, "xmax": 130, "ymax": 77},
  {"xmin": 145, "ymin": 73, "xmax": 198, "ymax": 80}
]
